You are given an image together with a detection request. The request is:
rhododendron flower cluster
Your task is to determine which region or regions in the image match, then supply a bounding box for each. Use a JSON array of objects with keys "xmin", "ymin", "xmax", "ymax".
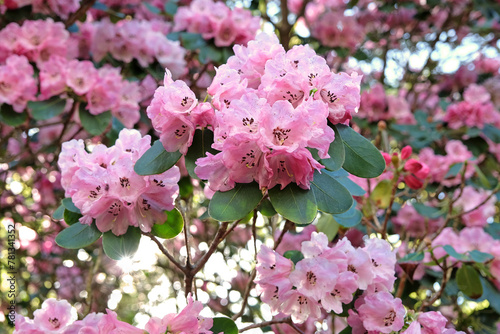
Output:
[
  {"xmin": 58, "ymin": 129, "xmax": 180, "ymax": 235},
  {"xmin": 443, "ymin": 84, "xmax": 500, "ymax": 129},
  {"xmin": 183, "ymin": 32, "xmax": 361, "ymax": 191},
  {"xmin": 403, "ymin": 311, "xmax": 465, "ymax": 334},
  {"xmin": 255, "ymin": 232, "xmax": 400, "ymax": 325},
  {"xmin": 0, "ymin": 0, "xmax": 80, "ymax": 18},
  {"xmin": 39, "ymin": 57, "xmax": 142, "ymax": 127},
  {"xmin": 86, "ymin": 19, "xmax": 187, "ymax": 78},
  {"xmin": 419, "ymin": 140, "xmax": 476, "ymax": 187},
  {"xmin": 431, "ymin": 227, "xmax": 500, "ymax": 288},
  {"xmin": 0, "ymin": 19, "xmax": 71, "ymax": 65},
  {"xmin": 0, "ymin": 55, "xmax": 37, "ymax": 112},
  {"xmin": 147, "ymin": 70, "xmax": 216, "ymax": 155},
  {"xmin": 358, "ymin": 83, "xmax": 415, "ymax": 124},
  {"xmin": 173, "ymin": 0, "xmax": 260, "ymax": 47},
  {"xmin": 15, "ymin": 296, "xmax": 213, "ymax": 333},
  {"xmin": 453, "ymin": 186, "xmax": 496, "ymax": 227}
]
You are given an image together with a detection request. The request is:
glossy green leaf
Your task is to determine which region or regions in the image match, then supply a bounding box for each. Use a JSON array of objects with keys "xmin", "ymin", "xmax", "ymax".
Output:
[
  {"xmin": 134, "ymin": 140, "xmax": 182, "ymax": 176},
  {"xmin": 210, "ymin": 317, "xmax": 238, "ymax": 334},
  {"xmin": 483, "ymin": 124, "xmax": 500, "ymax": 144},
  {"xmin": 185, "ymin": 129, "xmax": 217, "ymax": 179},
  {"xmin": 456, "ymin": 265, "xmax": 483, "ymax": 299},
  {"xmin": 28, "ymin": 97, "xmax": 66, "ymax": 121},
  {"xmin": 102, "ymin": 227, "xmax": 141, "ymax": 260},
  {"xmin": 316, "ymin": 214, "xmax": 339, "ymax": 241},
  {"xmin": 257, "ymin": 199, "xmax": 277, "ymax": 217},
  {"xmin": 55, "ymin": 222, "xmax": 101, "ymax": 249},
  {"xmin": 151, "ymin": 208, "xmax": 184, "ymax": 239},
  {"xmin": 164, "ymin": 1, "xmax": 178, "ymax": 15},
  {"xmin": 63, "ymin": 209, "xmax": 82, "ymax": 226},
  {"xmin": 79, "ymin": 105, "xmax": 111, "ymax": 136},
  {"xmin": 398, "ymin": 252, "xmax": 424, "ymax": 263},
  {"xmin": 320, "ymin": 125, "xmax": 345, "ymax": 171},
  {"xmin": 327, "ymin": 169, "xmax": 366, "ymax": 196},
  {"xmin": 370, "ymin": 179, "xmax": 392, "ymax": 209},
  {"xmin": 445, "ymin": 162, "xmax": 464, "ymax": 178},
  {"xmin": 268, "ymin": 183, "xmax": 317, "ymax": 225},
  {"xmin": 0, "ymin": 104, "xmax": 27, "ymax": 126},
  {"xmin": 412, "ymin": 203, "xmax": 443, "ymax": 219},
  {"xmin": 469, "ymin": 250, "xmax": 494, "ymax": 263},
  {"xmin": 335, "ymin": 124, "xmax": 385, "ymax": 178},
  {"xmin": 62, "ymin": 198, "xmax": 81, "ymax": 213},
  {"xmin": 332, "ymin": 201, "xmax": 362, "ymax": 228},
  {"xmin": 53, "ymin": 204, "xmax": 65, "ymax": 220},
  {"xmin": 443, "ymin": 245, "xmax": 469, "ymax": 261},
  {"xmin": 284, "ymin": 250, "xmax": 305, "ymax": 264},
  {"xmin": 180, "ymin": 32, "xmax": 206, "ymax": 50},
  {"xmin": 311, "ymin": 170, "xmax": 353, "ymax": 214},
  {"xmin": 209, "ymin": 182, "xmax": 263, "ymax": 221}
]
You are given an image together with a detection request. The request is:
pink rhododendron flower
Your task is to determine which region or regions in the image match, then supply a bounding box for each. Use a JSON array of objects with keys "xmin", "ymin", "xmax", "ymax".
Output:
[
  {"xmin": 356, "ymin": 291, "xmax": 405, "ymax": 333},
  {"xmin": 0, "ymin": 55, "xmax": 37, "ymax": 112},
  {"xmin": 58, "ymin": 129, "xmax": 180, "ymax": 235}
]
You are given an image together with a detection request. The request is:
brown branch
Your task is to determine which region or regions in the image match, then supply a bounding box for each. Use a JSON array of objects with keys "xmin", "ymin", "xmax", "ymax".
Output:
[
  {"xmin": 239, "ymin": 317, "xmax": 299, "ymax": 333},
  {"xmin": 142, "ymin": 232, "xmax": 187, "ymax": 274},
  {"xmin": 232, "ymin": 270, "xmax": 257, "ymax": 321},
  {"xmin": 274, "ymin": 220, "xmax": 293, "ymax": 250},
  {"xmin": 65, "ymin": 0, "xmax": 97, "ymax": 28}
]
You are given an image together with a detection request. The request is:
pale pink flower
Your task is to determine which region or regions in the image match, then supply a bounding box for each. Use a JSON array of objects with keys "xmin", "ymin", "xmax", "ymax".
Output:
[{"xmin": 357, "ymin": 292, "xmax": 405, "ymax": 333}]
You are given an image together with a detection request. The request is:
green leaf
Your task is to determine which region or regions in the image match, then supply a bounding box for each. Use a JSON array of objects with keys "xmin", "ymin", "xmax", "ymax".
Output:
[
  {"xmin": 398, "ymin": 252, "xmax": 424, "ymax": 263},
  {"xmin": 209, "ymin": 182, "xmax": 263, "ymax": 221},
  {"xmin": 469, "ymin": 250, "xmax": 494, "ymax": 263},
  {"xmin": 332, "ymin": 201, "xmax": 361, "ymax": 228},
  {"xmin": 185, "ymin": 129, "xmax": 217, "ymax": 178},
  {"xmin": 199, "ymin": 45, "xmax": 222, "ymax": 64},
  {"xmin": 335, "ymin": 124, "xmax": 385, "ymax": 178},
  {"xmin": 55, "ymin": 222, "xmax": 102, "ymax": 249},
  {"xmin": 53, "ymin": 204, "xmax": 65, "ymax": 220},
  {"xmin": 210, "ymin": 317, "xmax": 238, "ymax": 334},
  {"xmin": 483, "ymin": 124, "xmax": 500, "ymax": 144},
  {"xmin": 456, "ymin": 265, "xmax": 483, "ymax": 299},
  {"xmin": 320, "ymin": 125, "xmax": 345, "ymax": 171},
  {"xmin": 268, "ymin": 183, "xmax": 317, "ymax": 225},
  {"xmin": 28, "ymin": 97, "xmax": 66, "ymax": 121},
  {"xmin": 62, "ymin": 198, "xmax": 81, "ymax": 213},
  {"xmin": 479, "ymin": 277, "xmax": 500, "ymax": 313},
  {"xmin": 63, "ymin": 209, "xmax": 82, "ymax": 226},
  {"xmin": 316, "ymin": 214, "xmax": 339, "ymax": 241},
  {"xmin": 134, "ymin": 140, "xmax": 182, "ymax": 176},
  {"xmin": 79, "ymin": 105, "xmax": 111, "ymax": 136},
  {"xmin": 257, "ymin": 199, "xmax": 277, "ymax": 217},
  {"xmin": 102, "ymin": 227, "xmax": 141, "ymax": 260},
  {"xmin": 445, "ymin": 163, "xmax": 464, "ymax": 178},
  {"xmin": 311, "ymin": 170, "xmax": 353, "ymax": 214},
  {"xmin": 151, "ymin": 208, "xmax": 184, "ymax": 239},
  {"xmin": 0, "ymin": 104, "xmax": 27, "ymax": 127},
  {"xmin": 412, "ymin": 203, "xmax": 443, "ymax": 219},
  {"xmin": 473, "ymin": 164, "xmax": 491, "ymax": 189},
  {"xmin": 443, "ymin": 245, "xmax": 469, "ymax": 261},
  {"xmin": 370, "ymin": 179, "xmax": 392, "ymax": 209},
  {"xmin": 180, "ymin": 32, "xmax": 206, "ymax": 50},
  {"xmin": 284, "ymin": 250, "xmax": 304, "ymax": 264},
  {"xmin": 327, "ymin": 169, "xmax": 366, "ymax": 196},
  {"xmin": 164, "ymin": 1, "xmax": 178, "ymax": 15},
  {"xmin": 179, "ymin": 176, "xmax": 194, "ymax": 199},
  {"xmin": 143, "ymin": 2, "xmax": 161, "ymax": 14}
]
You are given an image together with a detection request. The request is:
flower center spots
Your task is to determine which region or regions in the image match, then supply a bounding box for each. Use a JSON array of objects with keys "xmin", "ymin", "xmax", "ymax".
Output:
[
  {"xmin": 292, "ymin": 60, "xmax": 299, "ymax": 68},
  {"xmin": 242, "ymin": 117, "xmax": 255, "ymax": 132},
  {"xmin": 142, "ymin": 199, "xmax": 151, "ymax": 211},
  {"xmin": 100, "ymin": 163, "xmax": 107, "ymax": 169},
  {"xmin": 120, "ymin": 177, "xmax": 130, "ymax": 188},
  {"xmin": 241, "ymin": 149, "xmax": 256, "ymax": 168},
  {"xmin": 153, "ymin": 179, "xmax": 165, "ymax": 187},
  {"xmin": 282, "ymin": 90, "xmax": 304, "ymax": 105},
  {"xmin": 277, "ymin": 160, "xmax": 293, "ymax": 177},
  {"xmin": 75, "ymin": 77, "xmax": 85, "ymax": 88},
  {"xmin": 89, "ymin": 185, "xmax": 102, "ymax": 199},
  {"xmin": 269, "ymin": 264, "xmax": 276, "ymax": 270},
  {"xmin": 347, "ymin": 264, "xmax": 357, "ymax": 273},
  {"xmin": 372, "ymin": 259, "xmax": 380, "ymax": 267},
  {"xmin": 108, "ymin": 203, "xmax": 121, "ymax": 216},
  {"xmin": 306, "ymin": 271, "xmax": 317, "ymax": 285},
  {"xmin": 224, "ymin": 99, "xmax": 231, "ymax": 107},
  {"xmin": 48, "ymin": 317, "xmax": 60, "ymax": 329},
  {"xmin": 297, "ymin": 295, "xmax": 308, "ymax": 305},
  {"xmin": 273, "ymin": 127, "xmax": 291, "ymax": 145},
  {"xmin": 272, "ymin": 286, "xmax": 279, "ymax": 299},
  {"xmin": 181, "ymin": 96, "xmax": 193, "ymax": 107},
  {"xmin": 384, "ymin": 310, "xmax": 396, "ymax": 326},
  {"xmin": 308, "ymin": 73, "xmax": 318, "ymax": 86},
  {"xmin": 175, "ymin": 125, "xmax": 188, "ymax": 138},
  {"xmin": 320, "ymin": 90, "xmax": 338, "ymax": 104},
  {"xmin": 330, "ymin": 288, "xmax": 341, "ymax": 297}
]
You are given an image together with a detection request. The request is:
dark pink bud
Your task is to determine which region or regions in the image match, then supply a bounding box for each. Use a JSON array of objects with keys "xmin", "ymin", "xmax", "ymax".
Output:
[{"xmin": 401, "ymin": 146, "xmax": 412, "ymax": 160}]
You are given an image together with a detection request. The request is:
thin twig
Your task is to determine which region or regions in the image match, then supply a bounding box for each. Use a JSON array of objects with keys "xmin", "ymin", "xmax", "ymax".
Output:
[
  {"xmin": 65, "ymin": 0, "xmax": 97, "ymax": 28},
  {"xmin": 239, "ymin": 317, "xmax": 294, "ymax": 332},
  {"xmin": 142, "ymin": 232, "xmax": 187, "ymax": 273}
]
